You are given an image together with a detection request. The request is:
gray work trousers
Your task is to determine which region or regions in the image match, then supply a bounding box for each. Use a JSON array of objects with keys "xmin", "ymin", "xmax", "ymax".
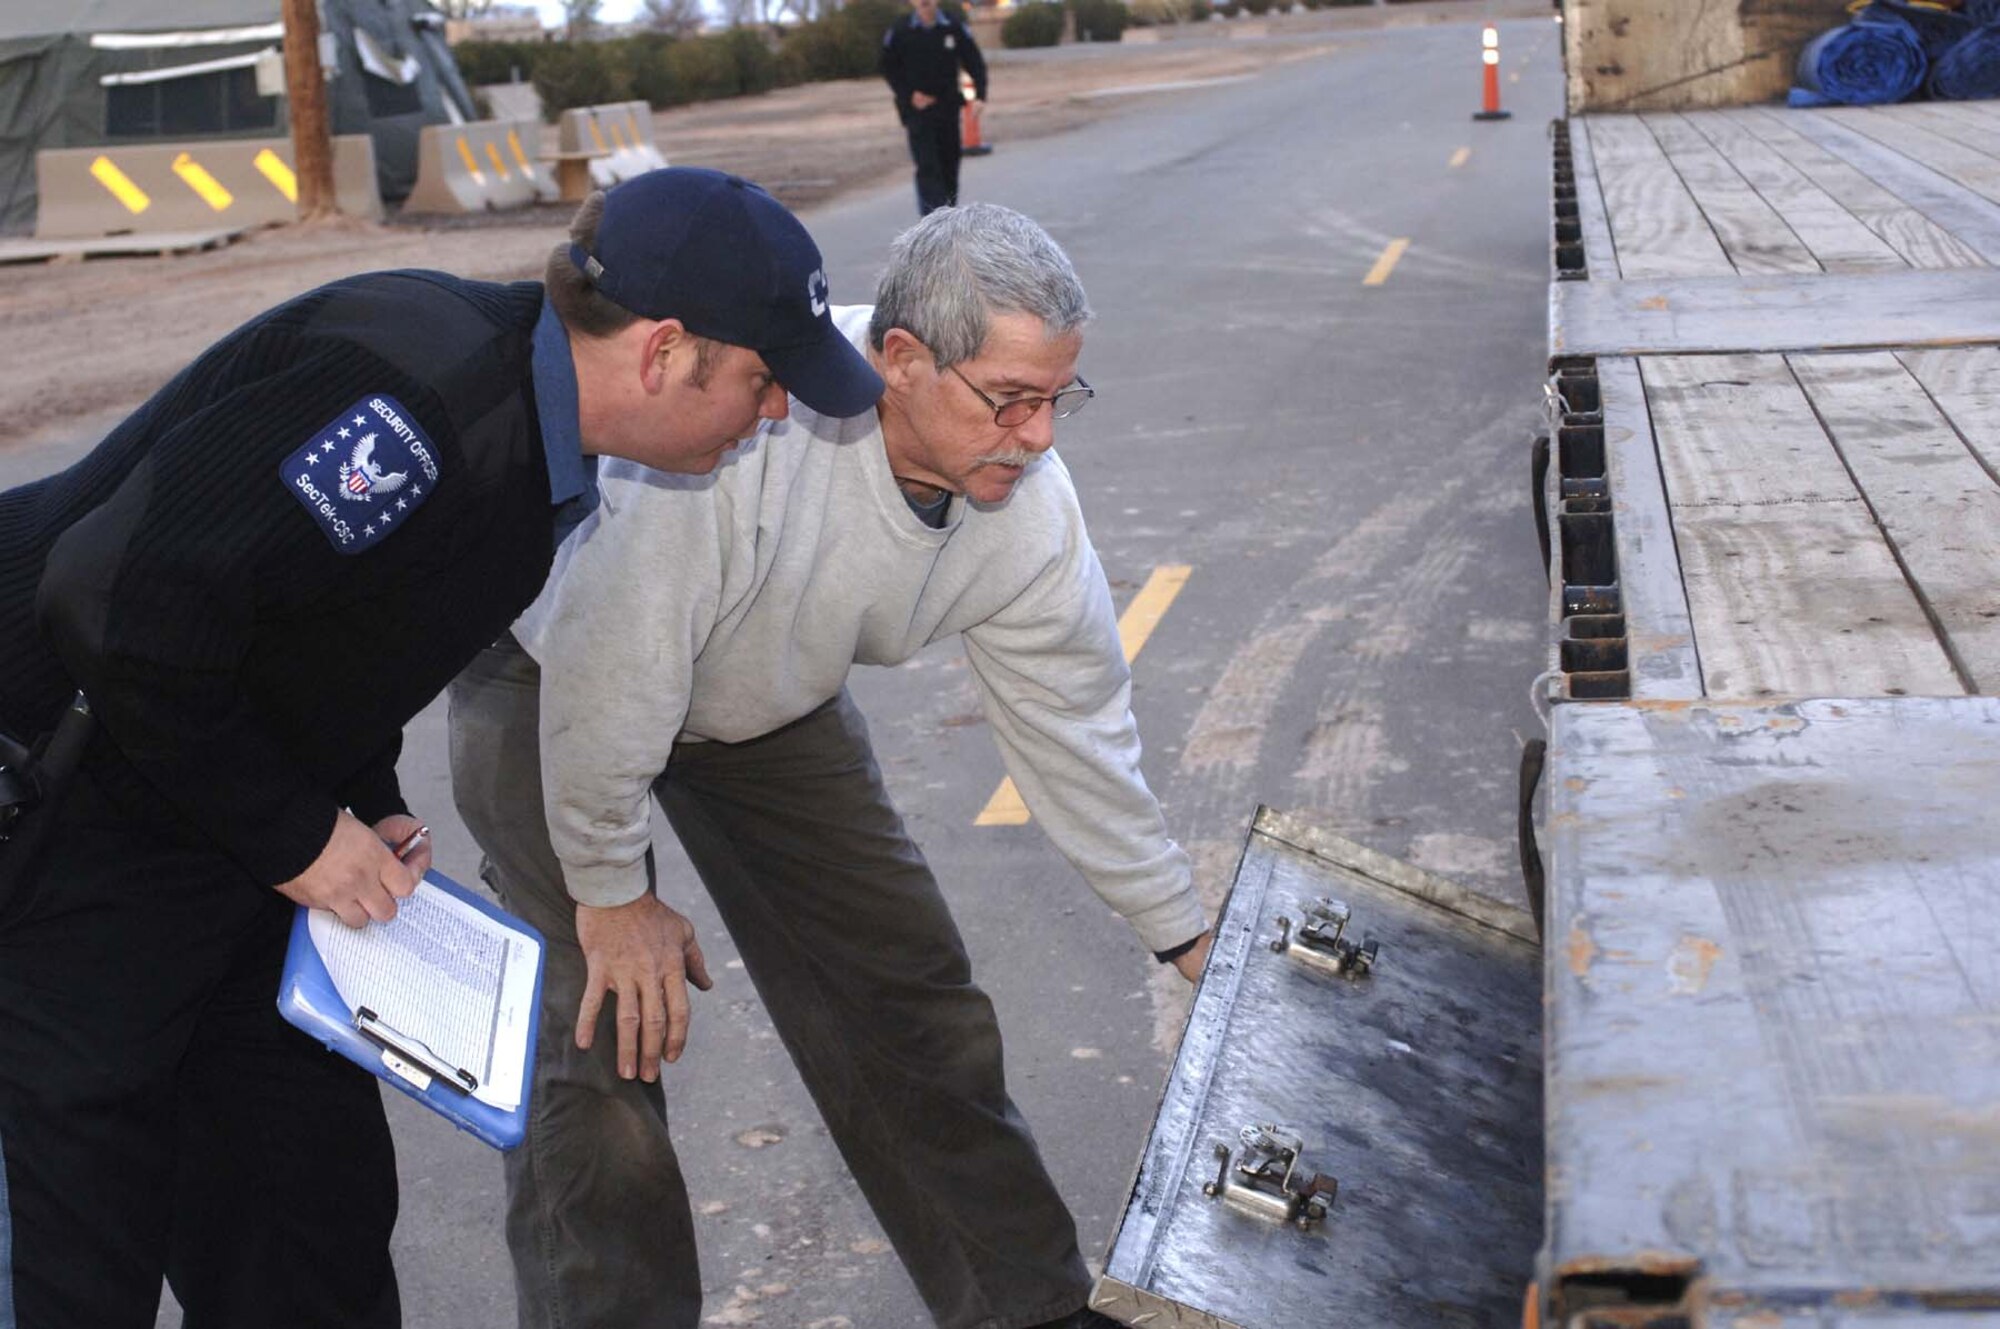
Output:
[{"xmin": 447, "ymin": 635, "xmax": 1092, "ymax": 1329}]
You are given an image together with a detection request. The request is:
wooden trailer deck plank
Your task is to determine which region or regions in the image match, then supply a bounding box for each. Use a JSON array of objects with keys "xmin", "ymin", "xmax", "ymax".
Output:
[
  {"xmin": 1566, "ymin": 113, "xmax": 1620, "ymax": 278},
  {"xmin": 1764, "ymin": 109, "xmax": 2000, "ymax": 266},
  {"xmin": 1896, "ymin": 344, "xmax": 2000, "ymax": 485},
  {"xmin": 1820, "ymin": 105, "xmax": 2000, "ymax": 212},
  {"xmin": 1640, "ymin": 353, "xmax": 1961, "ymax": 699},
  {"xmin": 1583, "ymin": 115, "xmax": 1735, "ymax": 279},
  {"xmin": 1551, "ymin": 268, "xmax": 2000, "ymax": 358},
  {"xmin": 1640, "ymin": 113, "xmax": 1822, "ymax": 275},
  {"xmin": 1598, "ymin": 357, "xmax": 1701, "ymax": 699},
  {"xmin": 1792, "ymin": 351, "xmax": 2000, "ymax": 693},
  {"xmin": 1679, "ymin": 111, "xmax": 1906, "ymax": 274},
  {"xmin": 1723, "ymin": 108, "xmax": 1988, "ymax": 270},
  {"xmin": 1894, "ymin": 103, "xmax": 2000, "ymax": 165},
  {"xmin": 1547, "ymin": 697, "xmax": 2000, "ymax": 1296}
]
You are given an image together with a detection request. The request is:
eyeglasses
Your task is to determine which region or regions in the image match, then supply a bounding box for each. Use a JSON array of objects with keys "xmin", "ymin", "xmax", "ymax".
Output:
[{"xmin": 947, "ymin": 365, "xmax": 1093, "ymax": 428}]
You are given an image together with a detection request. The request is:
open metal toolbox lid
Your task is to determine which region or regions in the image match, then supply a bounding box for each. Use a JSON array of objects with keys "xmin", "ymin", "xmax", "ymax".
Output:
[
  {"xmin": 1545, "ymin": 698, "xmax": 2000, "ymax": 1323},
  {"xmin": 1092, "ymin": 808, "xmax": 1543, "ymax": 1329}
]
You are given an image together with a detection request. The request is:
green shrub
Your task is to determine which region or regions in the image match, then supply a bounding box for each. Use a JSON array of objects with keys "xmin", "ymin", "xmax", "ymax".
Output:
[
  {"xmin": 454, "ymin": 40, "xmax": 545, "ymax": 87},
  {"xmin": 781, "ymin": 0, "xmax": 904, "ymax": 82},
  {"xmin": 1238, "ymin": 0, "xmax": 1273, "ymax": 14},
  {"xmin": 531, "ymin": 42, "xmax": 630, "ymax": 118},
  {"xmin": 1001, "ymin": 1, "xmax": 1064, "ymax": 47},
  {"xmin": 1186, "ymin": 0, "xmax": 1212, "ymax": 18},
  {"xmin": 1070, "ymin": 0, "xmax": 1129, "ymax": 41}
]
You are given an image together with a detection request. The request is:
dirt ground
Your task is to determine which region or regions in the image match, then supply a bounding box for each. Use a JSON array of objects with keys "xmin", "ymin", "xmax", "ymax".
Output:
[{"xmin": 0, "ymin": 0, "xmax": 1542, "ymax": 445}]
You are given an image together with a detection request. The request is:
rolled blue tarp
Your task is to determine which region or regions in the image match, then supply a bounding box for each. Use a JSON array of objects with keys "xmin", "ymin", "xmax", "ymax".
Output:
[
  {"xmin": 1861, "ymin": 0, "xmax": 1974, "ymax": 61},
  {"xmin": 1931, "ymin": 22, "xmax": 2000, "ymax": 99},
  {"xmin": 1789, "ymin": 15, "xmax": 1929, "ymax": 107}
]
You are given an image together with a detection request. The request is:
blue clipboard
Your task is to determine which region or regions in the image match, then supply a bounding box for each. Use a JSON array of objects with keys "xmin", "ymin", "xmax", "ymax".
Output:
[{"xmin": 277, "ymin": 869, "xmax": 544, "ymax": 1151}]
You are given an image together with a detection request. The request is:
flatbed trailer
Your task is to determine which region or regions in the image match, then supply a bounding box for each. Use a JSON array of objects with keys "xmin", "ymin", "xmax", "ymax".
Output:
[{"xmin": 1534, "ymin": 97, "xmax": 2000, "ymax": 1327}]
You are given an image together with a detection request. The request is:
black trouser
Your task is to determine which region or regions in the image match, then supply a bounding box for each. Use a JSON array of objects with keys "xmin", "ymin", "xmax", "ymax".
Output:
[
  {"xmin": 905, "ymin": 100, "xmax": 964, "ymax": 215},
  {"xmin": 0, "ymin": 764, "xmax": 399, "ymax": 1329},
  {"xmin": 448, "ymin": 635, "xmax": 1091, "ymax": 1329}
]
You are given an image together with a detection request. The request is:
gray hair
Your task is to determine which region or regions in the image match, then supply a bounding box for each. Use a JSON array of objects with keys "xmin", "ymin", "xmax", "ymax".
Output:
[{"xmin": 868, "ymin": 204, "xmax": 1091, "ymax": 368}]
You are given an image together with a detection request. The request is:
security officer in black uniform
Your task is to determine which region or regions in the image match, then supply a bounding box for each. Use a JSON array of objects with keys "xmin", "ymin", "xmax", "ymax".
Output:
[
  {"xmin": 881, "ymin": 0, "xmax": 989, "ymax": 215},
  {"xmin": 0, "ymin": 167, "xmax": 880, "ymax": 1329}
]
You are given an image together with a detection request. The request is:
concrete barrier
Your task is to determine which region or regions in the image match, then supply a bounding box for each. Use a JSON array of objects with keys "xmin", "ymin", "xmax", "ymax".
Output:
[
  {"xmin": 34, "ymin": 134, "xmax": 381, "ymax": 239},
  {"xmin": 552, "ymin": 103, "xmax": 667, "ymax": 195},
  {"xmin": 403, "ymin": 119, "xmax": 545, "ymax": 214}
]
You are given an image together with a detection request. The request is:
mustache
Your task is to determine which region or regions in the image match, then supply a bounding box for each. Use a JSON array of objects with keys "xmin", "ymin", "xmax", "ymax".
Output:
[{"xmin": 974, "ymin": 451, "xmax": 1038, "ymax": 469}]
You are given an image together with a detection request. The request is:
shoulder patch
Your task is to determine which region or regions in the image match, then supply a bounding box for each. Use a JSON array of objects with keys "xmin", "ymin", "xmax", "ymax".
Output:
[{"xmin": 278, "ymin": 394, "xmax": 441, "ymax": 555}]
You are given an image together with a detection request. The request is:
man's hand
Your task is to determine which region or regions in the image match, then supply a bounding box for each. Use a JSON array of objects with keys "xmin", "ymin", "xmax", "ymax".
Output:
[
  {"xmin": 1170, "ymin": 931, "xmax": 1214, "ymax": 985},
  {"xmin": 274, "ymin": 809, "xmax": 423, "ymax": 928},
  {"xmin": 575, "ymin": 895, "xmax": 714, "ymax": 1082},
  {"xmin": 911, "ymin": 91, "xmax": 938, "ymax": 109},
  {"xmin": 373, "ymin": 811, "xmax": 434, "ymax": 878}
]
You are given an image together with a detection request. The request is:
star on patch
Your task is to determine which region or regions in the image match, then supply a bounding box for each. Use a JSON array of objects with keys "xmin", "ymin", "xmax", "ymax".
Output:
[
  {"xmin": 306, "ymin": 451, "xmax": 321, "ymax": 465},
  {"xmin": 322, "ymin": 441, "xmax": 336, "ymax": 453},
  {"xmin": 352, "ymin": 415, "xmax": 365, "ymax": 427},
  {"xmin": 337, "ymin": 427, "xmax": 351, "ymax": 440}
]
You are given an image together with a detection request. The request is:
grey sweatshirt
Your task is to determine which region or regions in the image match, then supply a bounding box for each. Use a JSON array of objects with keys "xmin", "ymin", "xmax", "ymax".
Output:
[{"xmin": 514, "ymin": 306, "xmax": 1205, "ymax": 954}]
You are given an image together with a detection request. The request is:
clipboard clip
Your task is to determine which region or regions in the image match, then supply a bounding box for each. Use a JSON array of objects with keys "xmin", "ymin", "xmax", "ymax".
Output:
[{"xmin": 355, "ymin": 1006, "xmax": 478, "ymax": 1095}]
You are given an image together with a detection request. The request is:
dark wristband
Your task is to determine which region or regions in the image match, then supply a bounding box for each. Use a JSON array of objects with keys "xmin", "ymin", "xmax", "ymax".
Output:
[{"xmin": 1153, "ymin": 935, "xmax": 1203, "ymax": 965}]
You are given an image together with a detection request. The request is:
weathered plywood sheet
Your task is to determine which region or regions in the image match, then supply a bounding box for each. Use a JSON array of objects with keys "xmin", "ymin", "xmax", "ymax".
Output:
[
  {"xmin": 1679, "ymin": 111, "xmax": 1906, "ymax": 273},
  {"xmin": 1793, "ymin": 351, "xmax": 2000, "ymax": 692},
  {"xmin": 1724, "ymin": 108, "xmax": 1988, "ymax": 270},
  {"xmin": 1562, "ymin": 0, "xmax": 1853, "ymax": 113},
  {"xmin": 1641, "ymin": 353, "xmax": 1960, "ymax": 699},
  {"xmin": 1598, "ymin": 357, "xmax": 1701, "ymax": 699},
  {"xmin": 1585, "ymin": 116, "xmax": 1734, "ymax": 279},
  {"xmin": 1551, "ymin": 268, "xmax": 2000, "ymax": 358},
  {"xmin": 1547, "ymin": 698, "xmax": 2000, "ymax": 1298},
  {"xmin": 1641, "ymin": 113, "xmax": 1822, "ymax": 275}
]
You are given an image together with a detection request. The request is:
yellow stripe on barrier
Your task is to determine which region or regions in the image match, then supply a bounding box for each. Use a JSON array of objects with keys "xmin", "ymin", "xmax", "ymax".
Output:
[
  {"xmin": 507, "ymin": 128, "xmax": 538, "ymax": 179},
  {"xmin": 627, "ymin": 110, "xmax": 646, "ymax": 144},
  {"xmin": 975, "ymin": 564, "xmax": 1194, "ymax": 827},
  {"xmin": 485, "ymin": 140, "xmax": 511, "ymax": 181},
  {"xmin": 253, "ymin": 148, "xmax": 298, "ymax": 202},
  {"xmin": 587, "ymin": 118, "xmax": 608, "ymax": 152},
  {"xmin": 454, "ymin": 135, "xmax": 487, "ymax": 186},
  {"xmin": 608, "ymin": 121, "xmax": 630, "ymax": 150},
  {"xmin": 89, "ymin": 155, "xmax": 151, "ymax": 215},
  {"xmin": 171, "ymin": 152, "xmax": 234, "ymax": 213}
]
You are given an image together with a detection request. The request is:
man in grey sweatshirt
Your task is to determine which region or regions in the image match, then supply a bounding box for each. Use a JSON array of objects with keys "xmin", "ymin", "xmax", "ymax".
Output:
[{"xmin": 449, "ymin": 203, "xmax": 1210, "ymax": 1329}]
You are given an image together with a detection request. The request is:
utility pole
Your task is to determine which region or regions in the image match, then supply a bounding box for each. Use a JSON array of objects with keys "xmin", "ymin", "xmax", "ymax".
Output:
[{"xmin": 281, "ymin": 0, "xmax": 337, "ymax": 221}]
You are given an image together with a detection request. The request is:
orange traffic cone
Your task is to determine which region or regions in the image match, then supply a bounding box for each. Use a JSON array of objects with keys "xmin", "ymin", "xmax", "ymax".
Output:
[
  {"xmin": 1474, "ymin": 25, "xmax": 1511, "ymax": 121},
  {"xmin": 961, "ymin": 70, "xmax": 993, "ymax": 156}
]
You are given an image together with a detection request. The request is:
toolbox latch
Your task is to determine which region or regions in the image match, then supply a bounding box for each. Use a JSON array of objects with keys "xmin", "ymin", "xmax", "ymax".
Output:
[
  {"xmin": 1271, "ymin": 897, "xmax": 1380, "ymax": 978},
  {"xmin": 1202, "ymin": 1124, "xmax": 1338, "ymax": 1230}
]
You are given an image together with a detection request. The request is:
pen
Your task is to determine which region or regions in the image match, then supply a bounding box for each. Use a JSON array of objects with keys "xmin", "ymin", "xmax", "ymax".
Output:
[{"xmin": 390, "ymin": 824, "xmax": 429, "ymax": 862}]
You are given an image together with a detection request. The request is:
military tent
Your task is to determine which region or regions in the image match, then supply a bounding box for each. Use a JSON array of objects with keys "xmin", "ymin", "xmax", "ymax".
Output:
[{"xmin": 0, "ymin": 0, "xmax": 481, "ymax": 235}]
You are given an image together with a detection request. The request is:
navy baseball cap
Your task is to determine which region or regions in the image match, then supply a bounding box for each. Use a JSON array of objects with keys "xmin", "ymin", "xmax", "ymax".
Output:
[{"xmin": 569, "ymin": 167, "xmax": 883, "ymax": 418}]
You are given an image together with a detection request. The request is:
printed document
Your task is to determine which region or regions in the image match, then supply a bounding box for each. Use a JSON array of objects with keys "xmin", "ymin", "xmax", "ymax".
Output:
[{"xmin": 308, "ymin": 879, "xmax": 540, "ymax": 1109}]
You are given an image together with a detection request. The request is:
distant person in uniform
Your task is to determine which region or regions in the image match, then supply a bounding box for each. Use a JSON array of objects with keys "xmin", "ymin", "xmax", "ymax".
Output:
[
  {"xmin": 881, "ymin": 0, "xmax": 989, "ymax": 215},
  {"xmin": 0, "ymin": 167, "xmax": 879, "ymax": 1329},
  {"xmin": 449, "ymin": 203, "xmax": 1211, "ymax": 1329}
]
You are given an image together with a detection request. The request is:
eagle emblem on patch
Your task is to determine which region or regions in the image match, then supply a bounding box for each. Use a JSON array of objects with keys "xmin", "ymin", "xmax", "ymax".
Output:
[{"xmin": 279, "ymin": 394, "xmax": 441, "ymax": 555}]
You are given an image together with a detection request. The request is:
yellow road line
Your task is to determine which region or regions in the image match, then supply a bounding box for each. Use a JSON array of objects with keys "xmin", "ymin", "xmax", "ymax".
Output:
[
  {"xmin": 976, "ymin": 564, "xmax": 1193, "ymax": 827},
  {"xmin": 90, "ymin": 156, "xmax": 150, "ymax": 215},
  {"xmin": 171, "ymin": 152, "xmax": 233, "ymax": 212},
  {"xmin": 253, "ymin": 148, "xmax": 298, "ymax": 202},
  {"xmin": 1448, "ymin": 146, "xmax": 1471, "ymax": 169},
  {"xmin": 1363, "ymin": 237, "xmax": 1410, "ymax": 286}
]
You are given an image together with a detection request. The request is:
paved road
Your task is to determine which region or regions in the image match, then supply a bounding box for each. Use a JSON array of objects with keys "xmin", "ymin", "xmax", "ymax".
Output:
[{"xmin": 0, "ymin": 13, "xmax": 1564, "ymax": 1326}]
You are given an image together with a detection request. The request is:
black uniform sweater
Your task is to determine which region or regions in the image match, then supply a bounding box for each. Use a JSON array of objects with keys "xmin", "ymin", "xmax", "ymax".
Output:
[
  {"xmin": 0, "ymin": 271, "xmax": 557, "ymax": 887},
  {"xmin": 880, "ymin": 11, "xmax": 988, "ymax": 120}
]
